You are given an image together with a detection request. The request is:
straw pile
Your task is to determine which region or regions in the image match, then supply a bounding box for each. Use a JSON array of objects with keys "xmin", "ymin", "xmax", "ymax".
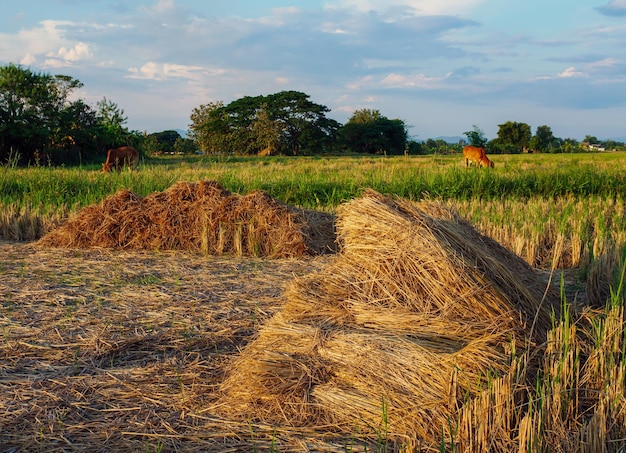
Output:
[
  {"xmin": 218, "ymin": 190, "xmax": 558, "ymax": 445},
  {"xmin": 37, "ymin": 180, "xmax": 336, "ymax": 257}
]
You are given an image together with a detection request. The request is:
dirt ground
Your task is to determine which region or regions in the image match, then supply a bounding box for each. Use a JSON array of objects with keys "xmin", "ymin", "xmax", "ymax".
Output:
[{"xmin": 0, "ymin": 241, "xmax": 373, "ymax": 452}]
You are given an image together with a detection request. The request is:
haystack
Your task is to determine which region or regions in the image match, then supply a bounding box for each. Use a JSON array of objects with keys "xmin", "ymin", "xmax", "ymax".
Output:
[
  {"xmin": 217, "ymin": 190, "xmax": 558, "ymax": 444},
  {"xmin": 37, "ymin": 180, "xmax": 336, "ymax": 257}
]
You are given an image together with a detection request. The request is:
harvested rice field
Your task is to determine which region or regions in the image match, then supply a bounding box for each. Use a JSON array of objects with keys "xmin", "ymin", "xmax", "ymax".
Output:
[
  {"xmin": 2, "ymin": 185, "xmax": 626, "ymax": 452},
  {"xmin": 0, "ymin": 241, "xmax": 339, "ymax": 451}
]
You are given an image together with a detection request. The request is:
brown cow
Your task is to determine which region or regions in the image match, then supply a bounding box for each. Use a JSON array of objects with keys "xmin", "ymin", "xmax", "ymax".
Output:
[
  {"xmin": 101, "ymin": 146, "xmax": 139, "ymax": 172},
  {"xmin": 257, "ymin": 146, "xmax": 276, "ymax": 157},
  {"xmin": 463, "ymin": 146, "xmax": 494, "ymax": 168}
]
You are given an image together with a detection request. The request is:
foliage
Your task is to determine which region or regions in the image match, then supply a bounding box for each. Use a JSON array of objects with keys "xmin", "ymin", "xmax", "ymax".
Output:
[
  {"xmin": 584, "ymin": 134, "xmax": 598, "ymax": 144},
  {"xmin": 251, "ymin": 104, "xmax": 284, "ymax": 154},
  {"xmin": 0, "ymin": 64, "xmax": 80, "ymax": 164},
  {"xmin": 492, "ymin": 121, "xmax": 532, "ymax": 153},
  {"xmin": 173, "ymin": 136, "xmax": 196, "ymax": 154},
  {"xmin": 142, "ymin": 130, "xmax": 194, "ymax": 155},
  {"xmin": 0, "ymin": 63, "xmax": 135, "ymax": 166},
  {"xmin": 188, "ymin": 91, "xmax": 340, "ymax": 155},
  {"xmin": 529, "ymin": 124, "xmax": 557, "ymax": 152},
  {"xmin": 406, "ymin": 140, "xmax": 423, "ymax": 154},
  {"xmin": 96, "ymin": 97, "xmax": 131, "ymax": 150},
  {"xmin": 420, "ymin": 138, "xmax": 460, "ymax": 154},
  {"xmin": 337, "ymin": 109, "xmax": 408, "ymax": 154},
  {"xmin": 188, "ymin": 101, "xmax": 226, "ymax": 155},
  {"xmin": 463, "ymin": 125, "xmax": 488, "ymax": 148}
]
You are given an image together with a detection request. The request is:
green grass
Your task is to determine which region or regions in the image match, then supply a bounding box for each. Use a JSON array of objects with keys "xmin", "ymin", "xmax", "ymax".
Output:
[
  {"xmin": 3, "ymin": 152, "xmax": 626, "ymax": 209},
  {"xmin": 2, "ymin": 152, "xmax": 626, "ymax": 276}
]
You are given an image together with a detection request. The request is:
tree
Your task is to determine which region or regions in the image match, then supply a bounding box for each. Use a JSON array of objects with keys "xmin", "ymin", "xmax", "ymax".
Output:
[
  {"xmin": 529, "ymin": 125, "xmax": 555, "ymax": 153},
  {"xmin": 421, "ymin": 138, "xmax": 452, "ymax": 154},
  {"xmin": 463, "ymin": 125, "xmax": 488, "ymax": 148},
  {"xmin": 188, "ymin": 101, "xmax": 230, "ymax": 155},
  {"xmin": 0, "ymin": 63, "xmax": 137, "ymax": 166},
  {"xmin": 251, "ymin": 104, "xmax": 284, "ymax": 154},
  {"xmin": 96, "ymin": 97, "xmax": 130, "ymax": 149},
  {"xmin": 494, "ymin": 121, "xmax": 531, "ymax": 153},
  {"xmin": 151, "ymin": 130, "xmax": 181, "ymax": 153},
  {"xmin": 561, "ymin": 138, "xmax": 579, "ymax": 153},
  {"xmin": 0, "ymin": 63, "xmax": 82, "ymax": 163},
  {"xmin": 188, "ymin": 92, "xmax": 339, "ymax": 155},
  {"xmin": 338, "ymin": 109, "xmax": 408, "ymax": 155},
  {"xmin": 583, "ymin": 135, "xmax": 598, "ymax": 144},
  {"xmin": 264, "ymin": 91, "xmax": 340, "ymax": 155},
  {"xmin": 50, "ymin": 99, "xmax": 100, "ymax": 164},
  {"xmin": 173, "ymin": 136, "xmax": 196, "ymax": 154}
]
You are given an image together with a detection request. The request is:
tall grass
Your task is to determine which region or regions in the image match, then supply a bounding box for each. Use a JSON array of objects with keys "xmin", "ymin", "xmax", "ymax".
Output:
[{"xmin": 456, "ymin": 268, "xmax": 626, "ymax": 451}]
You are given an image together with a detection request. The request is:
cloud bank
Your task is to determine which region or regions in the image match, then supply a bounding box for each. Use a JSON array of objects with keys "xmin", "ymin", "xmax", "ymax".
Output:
[{"xmin": 1, "ymin": 0, "xmax": 625, "ymax": 139}]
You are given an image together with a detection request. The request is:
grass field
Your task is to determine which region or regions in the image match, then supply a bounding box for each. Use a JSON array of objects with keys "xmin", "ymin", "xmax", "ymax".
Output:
[
  {"xmin": 2, "ymin": 152, "xmax": 625, "ymax": 283},
  {"xmin": 1, "ymin": 151, "xmax": 626, "ymax": 451}
]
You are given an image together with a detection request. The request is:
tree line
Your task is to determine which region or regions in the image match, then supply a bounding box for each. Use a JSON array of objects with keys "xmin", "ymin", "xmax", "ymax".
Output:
[
  {"xmin": 1, "ymin": 63, "xmax": 623, "ymax": 166},
  {"xmin": 0, "ymin": 64, "xmax": 139, "ymax": 165},
  {"xmin": 187, "ymin": 91, "xmax": 408, "ymax": 156},
  {"xmin": 462, "ymin": 123, "xmax": 625, "ymax": 155}
]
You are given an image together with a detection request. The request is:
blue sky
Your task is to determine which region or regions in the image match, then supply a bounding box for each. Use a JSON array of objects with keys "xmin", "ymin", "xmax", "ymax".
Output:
[{"xmin": 2, "ymin": 0, "xmax": 626, "ymax": 141}]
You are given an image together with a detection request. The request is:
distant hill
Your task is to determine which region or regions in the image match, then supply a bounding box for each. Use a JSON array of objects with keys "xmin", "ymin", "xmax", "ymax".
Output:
[{"xmin": 433, "ymin": 136, "xmax": 464, "ymax": 144}]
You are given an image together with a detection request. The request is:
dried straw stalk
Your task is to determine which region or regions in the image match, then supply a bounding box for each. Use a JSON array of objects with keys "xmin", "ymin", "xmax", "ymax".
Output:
[
  {"xmin": 218, "ymin": 190, "xmax": 558, "ymax": 446},
  {"xmin": 37, "ymin": 180, "xmax": 336, "ymax": 258}
]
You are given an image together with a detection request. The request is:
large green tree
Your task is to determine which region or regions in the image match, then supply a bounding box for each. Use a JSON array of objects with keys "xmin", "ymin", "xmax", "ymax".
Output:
[
  {"xmin": 264, "ymin": 91, "xmax": 339, "ymax": 155},
  {"xmin": 0, "ymin": 63, "xmax": 134, "ymax": 165},
  {"xmin": 188, "ymin": 101, "xmax": 227, "ymax": 155},
  {"xmin": 188, "ymin": 91, "xmax": 339, "ymax": 155},
  {"xmin": 0, "ymin": 64, "xmax": 83, "ymax": 163},
  {"xmin": 530, "ymin": 125, "xmax": 556, "ymax": 153},
  {"xmin": 491, "ymin": 121, "xmax": 532, "ymax": 153},
  {"xmin": 338, "ymin": 109, "xmax": 408, "ymax": 155},
  {"xmin": 96, "ymin": 97, "xmax": 132, "ymax": 150}
]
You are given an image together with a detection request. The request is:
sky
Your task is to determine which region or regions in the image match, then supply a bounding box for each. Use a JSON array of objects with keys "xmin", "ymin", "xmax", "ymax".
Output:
[{"xmin": 2, "ymin": 0, "xmax": 626, "ymax": 141}]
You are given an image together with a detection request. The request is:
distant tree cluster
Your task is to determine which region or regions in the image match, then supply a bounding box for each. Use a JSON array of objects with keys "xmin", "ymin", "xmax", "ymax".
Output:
[
  {"xmin": 142, "ymin": 130, "xmax": 195, "ymax": 156},
  {"xmin": 337, "ymin": 109, "xmax": 408, "ymax": 154},
  {"xmin": 484, "ymin": 122, "xmax": 625, "ymax": 154},
  {"xmin": 188, "ymin": 92, "xmax": 411, "ymax": 156},
  {"xmin": 0, "ymin": 63, "xmax": 138, "ymax": 166},
  {"xmin": 188, "ymin": 91, "xmax": 342, "ymax": 156}
]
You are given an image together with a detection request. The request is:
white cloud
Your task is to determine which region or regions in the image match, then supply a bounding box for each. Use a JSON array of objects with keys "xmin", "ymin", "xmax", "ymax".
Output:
[
  {"xmin": 0, "ymin": 20, "xmax": 67, "ymax": 63},
  {"xmin": 55, "ymin": 42, "xmax": 92, "ymax": 62},
  {"xmin": 126, "ymin": 62, "xmax": 225, "ymax": 81},
  {"xmin": 587, "ymin": 58, "xmax": 618, "ymax": 70},
  {"xmin": 558, "ymin": 67, "xmax": 586, "ymax": 78},
  {"xmin": 381, "ymin": 72, "xmax": 442, "ymax": 88},
  {"xmin": 327, "ymin": 0, "xmax": 485, "ymax": 16},
  {"xmin": 20, "ymin": 54, "xmax": 36, "ymax": 65}
]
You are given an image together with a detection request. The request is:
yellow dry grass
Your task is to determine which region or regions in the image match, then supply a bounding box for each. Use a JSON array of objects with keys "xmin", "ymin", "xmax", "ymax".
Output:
[
  {"xmin": 4, "ymin": 187, "xmax": 625, "ymax": 452},
  {"xmin": 217, "ymin": 190, "xmax": 559, "ymax": 445},
  {"xmin": 36, "ymin": 180, "xmax": 336, "ymax": 258},
  {"xmin": 0, "ymin": 241, "xmax": 354, "ymax": 451}
]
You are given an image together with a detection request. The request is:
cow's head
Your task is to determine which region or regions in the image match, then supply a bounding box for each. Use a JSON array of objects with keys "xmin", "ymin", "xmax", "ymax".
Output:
[{"xmin": 483, "ymin": 158, "xmax": 494, "ymax": 168}]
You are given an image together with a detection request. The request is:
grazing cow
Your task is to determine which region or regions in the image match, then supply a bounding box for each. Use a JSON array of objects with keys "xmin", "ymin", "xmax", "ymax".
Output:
[
  {"xmin": 257, "ymin": 146, "xmax": 276, "ymax": 156},
  {"xmin": 101, "ymin": 146, "xmax": 139, "ymax": 172},
  {"xmin": 463, "ymin": 146, "xmax": 494, "ymax": 168}
]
